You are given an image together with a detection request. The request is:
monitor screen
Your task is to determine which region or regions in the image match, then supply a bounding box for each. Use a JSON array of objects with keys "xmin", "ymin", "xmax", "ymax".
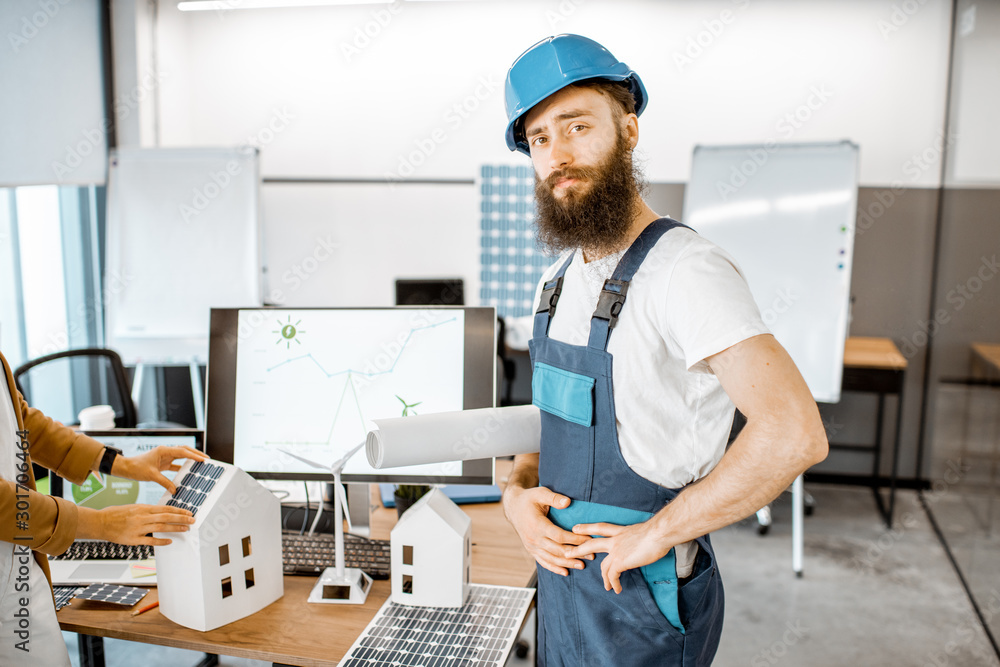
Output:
[
  {"xmin": 50, "ymin": 429, "xmax": 204, "ymax": 503},
  {"xmin": 205, "ymin": 307, "xmax": 496, "ymax": 484}
]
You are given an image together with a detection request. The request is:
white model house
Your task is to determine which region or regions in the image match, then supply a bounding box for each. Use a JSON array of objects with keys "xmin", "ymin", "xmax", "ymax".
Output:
[
  {"xmin": 154, "ymin": 459, "xmax": 283, "ymax": 631},
  {"xmin": 390, "ymin": 487, "xmax": 471, "ymax": 608}
]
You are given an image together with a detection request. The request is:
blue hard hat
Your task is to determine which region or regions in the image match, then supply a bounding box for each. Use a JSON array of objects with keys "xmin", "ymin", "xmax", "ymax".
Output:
[{"xmin": 504, "ymin": 34, "xmax": 647, "ymax": 156}]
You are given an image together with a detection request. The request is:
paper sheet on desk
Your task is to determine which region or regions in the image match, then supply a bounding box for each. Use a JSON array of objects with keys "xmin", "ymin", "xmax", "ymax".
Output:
[
  {"xmin": 365, "ymin": 406, "xmax": 541, "ymax": 468},
  {"xmin": 130, "ymin": 559, "xmax": 156, "ymax": 579}
]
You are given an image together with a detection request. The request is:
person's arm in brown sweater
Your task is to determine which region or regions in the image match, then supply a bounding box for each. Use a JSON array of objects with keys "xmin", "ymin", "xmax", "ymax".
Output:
[{"xmin": 2, "ymin": 393, "xmax": 206, "ymax": 552}]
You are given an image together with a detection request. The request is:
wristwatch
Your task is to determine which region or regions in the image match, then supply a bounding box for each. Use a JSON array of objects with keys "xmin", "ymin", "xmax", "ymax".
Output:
[{"xmin": 99, "ymin": 445, "xmax": 123, "ymax": 475}]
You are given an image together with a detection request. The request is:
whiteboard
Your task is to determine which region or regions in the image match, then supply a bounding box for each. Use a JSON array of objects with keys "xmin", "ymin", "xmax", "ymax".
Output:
[
  {"xmin": 682, "ymin": 141, "xmax": 859, "ymax": 403},
  {"xmin": 106, "ymin": 147, "xmax": 262, "ymax": 363}
]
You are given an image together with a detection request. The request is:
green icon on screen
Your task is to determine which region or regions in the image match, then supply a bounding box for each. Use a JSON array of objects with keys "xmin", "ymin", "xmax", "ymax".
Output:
[
  {"xmin": 273, "ymin": 317, "xmax": 305, "ymax": 349},
  {"xmin": 397, "ymin": 395, "xmax": 422, "ymax": 417}
]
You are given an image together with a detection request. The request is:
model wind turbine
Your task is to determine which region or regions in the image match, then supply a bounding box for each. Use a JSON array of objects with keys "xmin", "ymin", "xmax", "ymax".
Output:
[{"xmin": 280, "ymin": 442, "xmax": 372, "ymax": 604}]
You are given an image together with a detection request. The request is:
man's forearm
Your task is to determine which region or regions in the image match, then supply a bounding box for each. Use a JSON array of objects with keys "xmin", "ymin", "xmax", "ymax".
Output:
[
  {"xmin": 502, "ymin": 453, "xmax": 540, "ymax": 522},
  {"xmin": 649, "ymin": 413, "xmax": 827, "ymax": 549},
  {"xmin": 505, "ymin": 453, "xmax": 540, "ymax": 492}
]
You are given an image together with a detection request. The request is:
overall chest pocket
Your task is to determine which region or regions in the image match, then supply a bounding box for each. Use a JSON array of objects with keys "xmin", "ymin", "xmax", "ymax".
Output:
[{"xmin": 531, "ymin": 362, "xmax": 596, "ymax": 427}]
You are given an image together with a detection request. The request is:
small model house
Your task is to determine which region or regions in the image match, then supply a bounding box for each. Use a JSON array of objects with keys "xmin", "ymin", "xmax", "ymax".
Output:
[
  {"xmin": 390, "ymin": 487, "xmax": 472, "ymax": 608},
  {"xmin": 154, "ymin": 459, "xmax": 283, "ymax": 632}
]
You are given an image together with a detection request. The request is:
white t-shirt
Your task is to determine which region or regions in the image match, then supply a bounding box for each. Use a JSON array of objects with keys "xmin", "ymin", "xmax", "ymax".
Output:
[{"xmin": 533, "ymin": 225, "xmax": 768, "ymax": 576}]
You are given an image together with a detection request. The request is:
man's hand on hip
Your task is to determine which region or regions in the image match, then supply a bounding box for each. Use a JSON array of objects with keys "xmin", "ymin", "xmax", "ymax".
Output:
[
  {"xmin": 502, "ymin": 485, "xmax": 594, "ymax": 576},
  {"xmin": 568, "ymin": 520, "xmax": 672, "ymax": 594}
]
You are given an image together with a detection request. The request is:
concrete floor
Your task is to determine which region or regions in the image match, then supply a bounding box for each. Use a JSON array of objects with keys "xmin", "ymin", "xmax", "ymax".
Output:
[
  {"xmin": 62, "ymin": 483, "xmax": 1000, "ymax": 666},
  {"xmin": 713, "ymin": 486, "xmax": 998, "ymax": 667},
  {"xmin": 927, "ymin": 383, "xmax": 1000, "ymax": 652}
]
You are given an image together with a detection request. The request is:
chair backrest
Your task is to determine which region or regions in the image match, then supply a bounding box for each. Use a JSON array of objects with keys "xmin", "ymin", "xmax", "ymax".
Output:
[{"xmin": 13, "ymin": 348, "xmax": 138, "ymax": 429}]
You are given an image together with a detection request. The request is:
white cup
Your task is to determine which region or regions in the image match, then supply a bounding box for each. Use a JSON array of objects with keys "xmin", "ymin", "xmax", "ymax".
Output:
[{"xmin": 78, "ymin": 405, "xmax": 115, "ymax": 430}]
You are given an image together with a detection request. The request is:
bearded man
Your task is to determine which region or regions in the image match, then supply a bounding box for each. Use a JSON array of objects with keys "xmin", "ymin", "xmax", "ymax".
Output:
[{"xmin": 500, "ymin": 35, "xmax": 828, "ymax": 666}]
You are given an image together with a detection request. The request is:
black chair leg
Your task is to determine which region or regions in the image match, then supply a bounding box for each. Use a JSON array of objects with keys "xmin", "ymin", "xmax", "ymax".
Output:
[{"xmin": 79, "ymin": 635, "xmax": 105, "ymax": 667}]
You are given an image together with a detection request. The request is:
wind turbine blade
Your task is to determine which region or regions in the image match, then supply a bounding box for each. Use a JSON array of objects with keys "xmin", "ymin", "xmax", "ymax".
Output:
[{"xmin": 330, "ymin": 441, "xmax": 366, "ymax": 471}]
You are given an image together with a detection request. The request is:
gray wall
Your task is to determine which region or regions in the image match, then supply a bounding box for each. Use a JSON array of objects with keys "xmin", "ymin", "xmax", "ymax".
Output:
[{"xmin": 646, "ymin": 183, "xmax": 946, "ymax": 482}]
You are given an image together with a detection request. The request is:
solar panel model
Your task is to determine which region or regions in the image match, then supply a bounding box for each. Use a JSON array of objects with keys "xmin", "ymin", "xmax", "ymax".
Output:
[
  {"xmin": 153, "ymin": 458, "xmax": 284, "ymax": 631},
  {"xmin": 164, "ymin": 459, "xmax": 225, "ymax": 516}
]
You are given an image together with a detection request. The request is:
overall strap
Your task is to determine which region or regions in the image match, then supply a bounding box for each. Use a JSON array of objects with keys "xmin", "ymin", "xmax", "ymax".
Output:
[
  {"xmin": 532, "ymin": 253, "xmax": 575, "ymax": 339},
  {"xmin": 587, "ymin": 218, "xmax": 693, "ymax": 350}
]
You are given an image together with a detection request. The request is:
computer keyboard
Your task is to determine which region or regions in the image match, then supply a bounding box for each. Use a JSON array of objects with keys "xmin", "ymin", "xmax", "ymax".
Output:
[
  {"xmin": 281, "ymin": 531, "xmax": 391, "ymax": 579},
  {"xmin": 51, "ymin": 541, "xmax": 154, "ymax": 561}
]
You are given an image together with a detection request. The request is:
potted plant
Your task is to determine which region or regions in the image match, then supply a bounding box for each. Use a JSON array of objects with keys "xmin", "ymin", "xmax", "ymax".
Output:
[
  {"xmin": 391, "ymin": 395, "xmax": 429, "ymax": 517},
  {"xmin": 393, "ymin": 484, "xmax": 430, "ymax": 518}
]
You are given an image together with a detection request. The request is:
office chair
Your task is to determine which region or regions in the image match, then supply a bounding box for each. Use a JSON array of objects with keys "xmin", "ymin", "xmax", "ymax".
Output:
[{"xmin": 14, "ymin": 348, "xmax": 138, "ymax": 428}]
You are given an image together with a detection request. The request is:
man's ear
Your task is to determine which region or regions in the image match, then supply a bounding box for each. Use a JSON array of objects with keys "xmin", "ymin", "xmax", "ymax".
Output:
[{"xmin": 624, "ymin": 113, "xmax": 639, "ymax": 150}]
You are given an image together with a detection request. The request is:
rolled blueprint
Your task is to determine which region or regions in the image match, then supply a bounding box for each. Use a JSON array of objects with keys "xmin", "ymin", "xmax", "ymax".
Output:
[{"xmin": 366, "ymin": 405, "xmax": 541, "ymax": 469}]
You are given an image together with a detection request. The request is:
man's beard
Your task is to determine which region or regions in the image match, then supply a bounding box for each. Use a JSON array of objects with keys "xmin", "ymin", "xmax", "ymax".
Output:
[{"xmin": 533, "ymin": 130, "xmax": 647, "ymax": 257}]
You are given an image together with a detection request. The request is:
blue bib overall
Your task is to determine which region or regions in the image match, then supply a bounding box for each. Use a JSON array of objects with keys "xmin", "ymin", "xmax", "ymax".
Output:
[{"xmin": 529, "ymin": 219, "xmax": 725, "ymax": 666}]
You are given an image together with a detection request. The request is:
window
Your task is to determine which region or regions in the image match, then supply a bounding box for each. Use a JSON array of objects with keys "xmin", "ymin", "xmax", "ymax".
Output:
[{"xmin": 1, "ymin": 184, "xmax": 105, "ymax": 395}]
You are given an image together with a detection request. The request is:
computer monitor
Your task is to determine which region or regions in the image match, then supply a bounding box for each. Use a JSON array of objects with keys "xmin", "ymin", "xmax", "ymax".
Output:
[
  {"xmin": 394, "ymin": 278, "xmax": 464, "ymax": 307},
  {"xmin": 48, "ymin": 429, "xmax": 204, "ymax": 500},
  {"xmin": 205, "ymin": 307, "xmax": 495, "ymax": 485}
]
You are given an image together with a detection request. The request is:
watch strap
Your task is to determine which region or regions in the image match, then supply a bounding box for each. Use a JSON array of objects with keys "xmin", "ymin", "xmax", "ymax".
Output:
[{"xmin": 99, "ymin": 446, "xmax": 122, "ymax": 475}]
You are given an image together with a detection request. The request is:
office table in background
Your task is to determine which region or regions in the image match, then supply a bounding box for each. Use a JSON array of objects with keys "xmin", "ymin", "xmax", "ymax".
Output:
[
  {"xmin": 58, "ymin": 463, "xmax": 536, "ymax": 667},
  {"xmin": 961, "ymin": 343, "xmax": 1000, "ymax": 502},
  {"xmin": 971, "ymin": 343, "xmax": 1000, "ymax": 378},
  {"xmin": 829, "ymin": 336, "xmax": 908, "ymax": 528}
]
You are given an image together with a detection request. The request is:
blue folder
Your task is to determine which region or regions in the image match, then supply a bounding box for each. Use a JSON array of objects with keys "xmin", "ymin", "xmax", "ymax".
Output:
[{"xmin": 379, "ymin": 483, "xmax": 502, "ymax": 507}]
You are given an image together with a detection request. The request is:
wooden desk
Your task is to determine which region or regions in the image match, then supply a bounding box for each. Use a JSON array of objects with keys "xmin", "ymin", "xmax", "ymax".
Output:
[
  {"xmin": 971, "ymin": 343, "xmax": 1000, "ymax": 377},
  {"xmin": 825, "ymin": 336, "xmax": 908, "ymax": 528},
  {"xmin": 958, "ymin": 344, "xmax": 1000, "ymax": 506},
  {"xmin": 844, "ymin": 336, "xmax": 908, "ymax": 372},
  {"xmin": 58, "ymin": 465, "xmax": 535, "ymax": 667}
]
